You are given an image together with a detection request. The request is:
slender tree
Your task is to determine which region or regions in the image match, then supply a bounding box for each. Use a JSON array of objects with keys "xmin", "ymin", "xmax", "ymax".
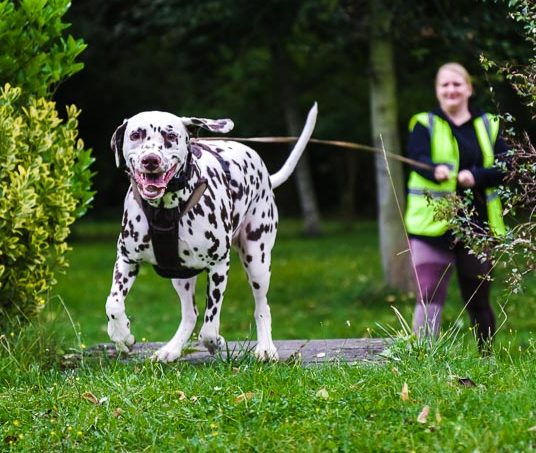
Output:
[{"xmin": 368, "ymin": 0, "xmax": 413, "ymax": 291}]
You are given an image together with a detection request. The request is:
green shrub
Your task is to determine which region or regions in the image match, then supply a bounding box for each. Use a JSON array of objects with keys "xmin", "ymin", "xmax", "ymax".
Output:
[
  {"xmin": 0, "ymin": 0, "xmax": 92, "ymax": 324},
  {"xmin": 0, "ymin": 84, "xmax": 94, "ymax": 322},
  {"xmin": 0, "ymin": 0, "xmax": 86, "ymax": 101}
]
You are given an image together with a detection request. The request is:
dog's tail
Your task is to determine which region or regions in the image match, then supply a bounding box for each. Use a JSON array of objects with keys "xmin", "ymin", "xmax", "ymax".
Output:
[{"xmin": 270, "ymin": 103, "xmax": 318, "ymax": 189}]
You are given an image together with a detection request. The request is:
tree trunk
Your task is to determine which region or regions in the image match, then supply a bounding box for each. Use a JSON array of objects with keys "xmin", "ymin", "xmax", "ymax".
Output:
[
  {"xmin": 271, "ymin": 43, "xmax": 321, "ymax": 236},
  {"xmin": 369, "ymin": 0, "xmax": 413, "ymax": 291}
]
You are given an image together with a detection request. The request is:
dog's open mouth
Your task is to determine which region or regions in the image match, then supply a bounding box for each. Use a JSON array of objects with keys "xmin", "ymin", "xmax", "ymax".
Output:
[{"xmin": 134, "ymin": 164, "xmax": 177, "ymax": 199}]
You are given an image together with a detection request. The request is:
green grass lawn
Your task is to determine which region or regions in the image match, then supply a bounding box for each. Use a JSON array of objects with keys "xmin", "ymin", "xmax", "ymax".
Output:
[
  {"xmin": 54, "ymin": 220, "xmax": 415, "ymax": 347},
  {"xmin": 2, "ymin": 219, "xmax": 536, "ymax": 451},
  {"xmin": 54, "ymin": 219, "xmax": 536, "ymax": 350}
]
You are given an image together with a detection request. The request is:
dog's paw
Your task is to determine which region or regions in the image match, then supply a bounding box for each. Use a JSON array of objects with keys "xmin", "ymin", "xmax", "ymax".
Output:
[
  {"xmin": 114, "ymin": 335, "xmax": 136, "ymax": 353},
  {"xmin": 151, "ymin": 345, "xmax": 182, "ymax": 363},
  {"xmin": 107, "ymin": 313, "xmax": 135, "ymax": 352},
  {"xmin": 254, "ymin": 343, "xmax": 279, "ymax": 362},
  {"xmin": 201, "ymin": 335, "xmax": 226, "ymax": 355}
]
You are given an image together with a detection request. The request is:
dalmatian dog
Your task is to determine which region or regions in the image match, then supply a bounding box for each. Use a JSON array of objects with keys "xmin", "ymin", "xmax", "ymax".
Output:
[{"xmin": 106, "ymin": 103, "xmax": 317, "ymax": 361}]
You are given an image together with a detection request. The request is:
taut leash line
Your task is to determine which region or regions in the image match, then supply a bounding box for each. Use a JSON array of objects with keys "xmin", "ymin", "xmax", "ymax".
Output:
[{"xmin": 197, "ymin": 136, "xmax": 434, "ymax": 171}]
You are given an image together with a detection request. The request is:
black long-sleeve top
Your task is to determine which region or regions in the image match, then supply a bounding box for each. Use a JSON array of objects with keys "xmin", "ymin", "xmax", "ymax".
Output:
[{"xmin": 407, "ymin": 107, "xmax": 508, "ymax": 248}]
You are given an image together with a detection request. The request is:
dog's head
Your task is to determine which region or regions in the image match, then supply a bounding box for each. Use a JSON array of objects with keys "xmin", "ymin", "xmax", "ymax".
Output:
[{"xmin": 111, "ymin": 111, "xmax": 233, "ymax": 200}]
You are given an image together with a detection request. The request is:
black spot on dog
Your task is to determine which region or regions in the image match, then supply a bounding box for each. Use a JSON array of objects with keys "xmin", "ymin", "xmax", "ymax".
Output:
[
  {"xmin": 204, "ymin": 195, "xmax": 215, "ymax": 211},
  {"xmin": 212, "ymin": 273, "xmax": 225, "ymax": 285},
  {"xmin": 252, "ymin": 282, "xmax": 260, "ymax": 290},
  {"xmin": 193, "ymin": 204, "xmax": 205, "ymax": 216},
  {"xmin": 246, "ymin": 223, "xmax": 269, "ymax": 241},
  {"xmin": 232, "ymin": 214, "xmax": 240, "ymax": 230},
  {"xmin": 208, "ymin": 213, "xmax": 217, "ymax": 227}
]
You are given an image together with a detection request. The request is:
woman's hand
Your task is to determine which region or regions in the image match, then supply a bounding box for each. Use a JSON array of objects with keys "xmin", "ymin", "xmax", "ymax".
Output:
[
  {"xmin": 434, "ymin": 164, "xmax": 451, "ymax": 182},
  {"xmin": 457, "ymin": 169, "xmax": 475, "ymax": 188}
]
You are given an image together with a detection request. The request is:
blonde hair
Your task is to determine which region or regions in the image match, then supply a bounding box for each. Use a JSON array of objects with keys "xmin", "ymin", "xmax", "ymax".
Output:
[{"xmin": 435, "ymin": 62, "xmax": 473, "ymax": 90}]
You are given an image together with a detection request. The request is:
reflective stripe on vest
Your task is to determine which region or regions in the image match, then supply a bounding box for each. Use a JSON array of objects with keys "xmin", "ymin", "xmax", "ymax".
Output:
[{"xmin": 404, "ymin": 112, "xmax": 506, "ymax": 237}]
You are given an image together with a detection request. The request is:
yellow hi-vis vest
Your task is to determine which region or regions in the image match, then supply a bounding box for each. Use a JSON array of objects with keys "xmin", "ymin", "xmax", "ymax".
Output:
[{"xmin": 404, "ymin": 112, "xmax": 506, "ymax": 237}]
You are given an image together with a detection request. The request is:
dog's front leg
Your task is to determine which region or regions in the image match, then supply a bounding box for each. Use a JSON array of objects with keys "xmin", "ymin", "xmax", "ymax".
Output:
[
  {"xmin": 106, "ymin": 257, "xmax": 139, "ymax": 352},
  {"xmin": 152, "ymin": 276, "xmax": 199, "ymax": 362},
  {"xmin": 199, "ymin": 261, "xmax": 230, "ymax": 354}
]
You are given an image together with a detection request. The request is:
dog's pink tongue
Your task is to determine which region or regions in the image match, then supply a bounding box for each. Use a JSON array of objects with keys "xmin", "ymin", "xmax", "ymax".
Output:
[
  {"xmin": 143, "ymin": 182, "xmax": 165, "ymax": 198},
  {"xmin": 145, "ymin": 174, "xmax": 166, "ymax": 187}
]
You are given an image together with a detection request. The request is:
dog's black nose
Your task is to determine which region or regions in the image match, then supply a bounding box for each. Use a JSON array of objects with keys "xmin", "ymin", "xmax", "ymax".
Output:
[{"xmin": 141, "ymin": 154, "xmax": 161, "ymax": 171}]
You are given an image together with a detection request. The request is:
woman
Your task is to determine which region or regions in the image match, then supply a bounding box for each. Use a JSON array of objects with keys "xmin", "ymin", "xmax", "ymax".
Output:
[{"xmin": 404, "ymin": 62, "xmax": 507, "ymax": 351}]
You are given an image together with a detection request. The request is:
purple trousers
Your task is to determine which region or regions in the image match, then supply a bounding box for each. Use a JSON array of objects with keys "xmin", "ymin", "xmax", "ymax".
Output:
[{"xmin": 410, "ymin": 238, "xmax": 495, "ymax": 349}]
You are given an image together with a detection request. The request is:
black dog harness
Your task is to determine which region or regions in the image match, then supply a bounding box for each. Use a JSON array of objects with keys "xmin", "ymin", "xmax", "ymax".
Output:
[{"xmin": 130, "ymin": 143, "xmax": 230, "ymax": 279}]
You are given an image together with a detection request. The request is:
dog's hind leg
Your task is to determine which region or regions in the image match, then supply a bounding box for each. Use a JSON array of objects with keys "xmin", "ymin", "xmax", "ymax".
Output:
[
  {"xmin": 237, "ymin": 227, "xmax": 279, "ymax": 361},
  {"xmin": 198, "ymin": 260, "xmax": 230, "ymax": 354},
  {"xmin": 152, "ymin": 276, "xmax": 199, "ymax": 362}
]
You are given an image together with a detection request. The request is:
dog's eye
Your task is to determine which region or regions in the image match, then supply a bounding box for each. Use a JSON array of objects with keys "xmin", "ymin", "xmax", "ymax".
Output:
[
  {"xmin": 130, "ymin": 131, "xmax": 141, "ymax": 141},
  {"xmin": 163, "ymin": 131, "xmax": 178, "ymax": 141}
]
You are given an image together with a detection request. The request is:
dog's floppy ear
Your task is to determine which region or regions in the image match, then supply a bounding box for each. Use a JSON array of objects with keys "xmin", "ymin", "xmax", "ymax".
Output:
[
  {"xmin": 110, "ymin": 119, "xmax": 128, "ymax": 168},
  {"xmin": 179, "ymin": 117, "xmax": 234, "ymax": 134}
]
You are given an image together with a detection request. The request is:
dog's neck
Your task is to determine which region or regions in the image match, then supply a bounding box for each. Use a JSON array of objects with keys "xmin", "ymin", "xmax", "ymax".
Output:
[{"xmin": 142, "ymin": 162, "xmax": 201, "ymax": 209}]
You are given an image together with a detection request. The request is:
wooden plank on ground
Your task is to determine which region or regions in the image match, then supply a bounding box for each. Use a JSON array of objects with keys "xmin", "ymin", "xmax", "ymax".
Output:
[{"xmin": 84, "ymin": 338, "xmax": 389, "ymax": 365}]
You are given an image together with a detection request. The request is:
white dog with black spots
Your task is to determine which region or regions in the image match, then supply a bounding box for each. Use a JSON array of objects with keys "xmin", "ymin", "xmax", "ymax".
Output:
[{"xmin": 106, "ymin": 103, "xmax": 317, "ymax": 362}]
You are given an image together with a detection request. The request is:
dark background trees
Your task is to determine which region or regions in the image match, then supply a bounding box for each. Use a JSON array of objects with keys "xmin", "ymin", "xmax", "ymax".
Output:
[
  {"xmin": 53, "ymin": 0, "xmax": 533, "ymax": 289},
  {"xmin": 55, "ymin": 0, "xmax": 530, "ymax": 215}
]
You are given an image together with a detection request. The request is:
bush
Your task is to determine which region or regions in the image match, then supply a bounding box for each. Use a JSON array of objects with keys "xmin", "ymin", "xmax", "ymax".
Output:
[
  {"xmin": 0, "ymin": 0, "xmax": 93, "ymax": 324},
  {"xmin": 0, "ymin": 0, "xmax": 86, "ymax": 100},
  {"xmin": 0, "ymin": 84, "xmax": 93, "ymax": 321}
]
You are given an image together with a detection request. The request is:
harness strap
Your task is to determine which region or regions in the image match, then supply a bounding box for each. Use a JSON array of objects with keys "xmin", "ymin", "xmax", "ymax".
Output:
[
  {"xmin": 127, "ymin": 142, "xmax": 230, "ymax": 279},
  {"xmin": 130, "ymin": 178, "xmax": 208, "ymax": 279}
]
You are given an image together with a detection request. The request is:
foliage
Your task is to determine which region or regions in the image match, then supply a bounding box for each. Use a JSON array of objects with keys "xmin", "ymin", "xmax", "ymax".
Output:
[
  {"xmin": 0, "ymin": 0, "xmax": 92, "ymax": 324},
  {"xmin": 3, "ymin": 295, "xmax": 536, "ymax": 450},
  {"xmin": 54, "ymin": 220, "xmax": 534, "ymax": 348},
  {"xmin": 0, "ymin": 219, "xmax": 534, "ymax": 450},
  {"xmin": 439, "ymin": 0, "xmax": 536, "ymax": 293},
  {"xmin": 57, "ymin": 0, "xmax": 532, "ymax": 218},
  {"xmin": 0, "ymin": 0, "xmax": 86, "ymax": 101},
  {"xmin": 0, "ymin": 85, "xmax": 94, "ymax": 322}
]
